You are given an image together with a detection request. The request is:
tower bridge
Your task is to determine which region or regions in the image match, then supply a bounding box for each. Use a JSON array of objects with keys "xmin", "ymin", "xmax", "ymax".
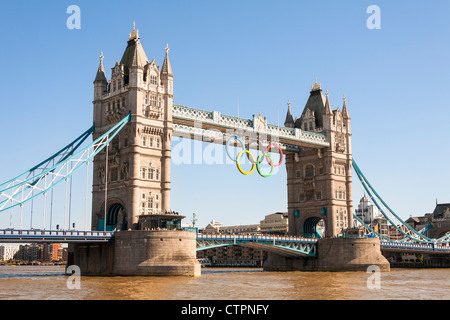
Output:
[{"xmin": 1, "ymin": 24, "xmax": 449, "ymax": 276}]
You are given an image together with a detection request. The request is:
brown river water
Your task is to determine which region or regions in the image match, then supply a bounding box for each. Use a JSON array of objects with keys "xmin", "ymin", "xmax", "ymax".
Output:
[{"xmin": 0, "ymin": 265, "xmax": 448, "ymax": 300}]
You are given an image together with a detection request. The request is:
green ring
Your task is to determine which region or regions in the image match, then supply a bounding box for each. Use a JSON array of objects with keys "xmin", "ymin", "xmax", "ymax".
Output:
[{"xmin": 256, "ymin": 153, "xmax": 274, "ymax": 178}]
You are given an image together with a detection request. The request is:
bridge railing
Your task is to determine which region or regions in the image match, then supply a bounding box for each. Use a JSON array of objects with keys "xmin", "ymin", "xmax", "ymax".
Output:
[
  {"xmin": 380, "ymin": 241, "xmax": 450, "ymax": 252},
  {"xmin": 0, "ymin": 229, "xmax": 114, "ymax": 238},
  {"xmin": 197, "ymin": 234, "xmax": 318, "ymax": 243}
]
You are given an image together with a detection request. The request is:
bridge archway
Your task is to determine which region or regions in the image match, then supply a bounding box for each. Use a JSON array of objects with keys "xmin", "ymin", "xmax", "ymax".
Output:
[
  {"xmin": 303, "ymin": 216, "xmax": 325, "ymax": 238},
  {"xmin": 106, "ymin": 203, "xmax": 126, "ymax": 231}
]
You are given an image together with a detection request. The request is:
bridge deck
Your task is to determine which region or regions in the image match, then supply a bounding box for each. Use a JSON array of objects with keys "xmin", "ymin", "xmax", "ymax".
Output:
[{"xmin": 172, "ymin": 104, "xmax": 330, "ymax": 152}]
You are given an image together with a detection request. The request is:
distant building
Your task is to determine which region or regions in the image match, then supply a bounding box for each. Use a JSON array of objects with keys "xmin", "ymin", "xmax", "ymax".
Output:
[
  {"xmin": 202, "ymin": 220, "xmax": 223, "ymax": 234},
  {"xmin": 355, "ymin": 195, "xmax": 379, "ymax": 224},
  {"xmin": 260, "ymin": 212, "xmax": 289, "ymax": 235},
  {"xmin": 16, "ymin": 244, "xmax": 42, "ymax": 262},
  {"xmin": 0, "ymin": 246, "xmax": 17, "ymax": 261},
  {"xmin": 373, "ymin": 216, "xmax": 389, "ymax": 238},
  {"xmin": 11, "ymin": 243, "xmax": 66, "ymax": 262},
  {"xmin": 197, "ymin": 245, "xmax": 266, "ymax": 267},
  {"xmin": 51, "ymin": 244, "xmax": 63, "ymax": 261},
  {"xmin": 405, "ymin": 215, "xmax": 430, "ymax": 231},
  {"xmin": 202, "ymin": 220, "xmax": 260, "ymax": 235}
]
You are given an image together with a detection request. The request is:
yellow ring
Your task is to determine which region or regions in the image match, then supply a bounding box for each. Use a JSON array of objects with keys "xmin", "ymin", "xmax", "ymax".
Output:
[{"xmin": 236, "ymin": 150, "xmax": 256, "ymax": 175}]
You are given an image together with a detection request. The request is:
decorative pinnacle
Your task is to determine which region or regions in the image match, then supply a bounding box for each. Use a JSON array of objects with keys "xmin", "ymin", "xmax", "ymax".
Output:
[
  {"xmin": 326, "ymin": 90, "xmax": 329, "ymax": 97},
  {"xmin": 99, "ymin": 52, "xmax": 104, "ymax": 63},
  {"xmin": 343, "ymin": 94, "xmax": 346, "ymax": 102},
  {"xmin": 129, "ymin": 21, "xmax": 139, "ymax": 40},
  {"xmin": 287, "ymin": 99, "xmax": 291, "ymax": 108},
  {"xmin": 165, "ymin": 43, "xmax": 170, "ymax": 54},
  {"xmin": 311, "ymin": 77, "xmax": 321, "ymax": 91}
]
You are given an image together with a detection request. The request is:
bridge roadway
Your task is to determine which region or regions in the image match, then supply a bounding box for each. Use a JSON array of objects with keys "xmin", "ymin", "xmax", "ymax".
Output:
[{"xmin": 1, "ymin": 229, "xmax": 449, "ymax": 256}]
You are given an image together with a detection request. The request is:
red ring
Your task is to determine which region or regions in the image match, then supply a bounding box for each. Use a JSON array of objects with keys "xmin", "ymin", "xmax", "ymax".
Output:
[{"xmin": 265, "ymin": 143, "xmax": 283, "ymax": 167}]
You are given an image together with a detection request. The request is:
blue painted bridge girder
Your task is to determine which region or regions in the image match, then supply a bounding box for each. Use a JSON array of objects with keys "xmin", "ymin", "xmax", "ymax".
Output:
[{"xmin": 196, "ymin": 234, "xmax": 318, "ymax": 257}]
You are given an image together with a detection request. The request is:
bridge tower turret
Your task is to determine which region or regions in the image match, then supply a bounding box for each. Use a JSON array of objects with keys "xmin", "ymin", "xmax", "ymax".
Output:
[
  {"xmin": 91, "ymin": 23, "xmax": 174, "ymax": 231},
  {"xmin": 286, "ymin": 79, "xmax": 353, "ymax": 238}
]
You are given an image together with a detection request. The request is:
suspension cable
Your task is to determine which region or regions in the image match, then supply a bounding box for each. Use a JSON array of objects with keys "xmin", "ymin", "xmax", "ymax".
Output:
[
  {"xmin": 84, "ymin": 160, "xmax": 89, "ymax": 231},
  {"xmin": 104, "ymin": 143, "xmax": 109, "ymax": 232},
  {"xmin": 68, "ymin": 162, "xmax": 73, "ymax": 230}
]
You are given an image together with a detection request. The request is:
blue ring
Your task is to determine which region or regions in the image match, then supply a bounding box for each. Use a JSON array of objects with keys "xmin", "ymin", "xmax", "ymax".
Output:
[{"xmin": 226, "ymin": 136, "xmax": 246, "ymax": 162}]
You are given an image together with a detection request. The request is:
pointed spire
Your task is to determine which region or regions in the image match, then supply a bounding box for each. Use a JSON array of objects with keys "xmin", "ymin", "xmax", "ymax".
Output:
[
  {"xmin": 324, "ymin": 90, "xmax": 332, "ymax": 115},
  {"xmin": 342, "ymin": 94, "xmax": 350, "ymax": 119},
  {"xmin": 161, "ymin": 43, "xmax": 173, "ymax": 76},
  {"xmin": 284, "ymin": 99, "xmax": 294, "ymax": 127},
  {"xmin": 94, "ymin": 51, "xmax": 107, "ymax": 82},
  {"xmin": 120, "ymin": 22, "xmax": 149, "ymax": 74}
]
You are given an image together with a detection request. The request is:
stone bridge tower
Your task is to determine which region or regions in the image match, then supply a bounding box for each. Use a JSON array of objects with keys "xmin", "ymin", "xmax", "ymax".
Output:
[
  {"xmin": 91, "ymin": 23, "xmax": 174, "ymax": 231},
  {"xmin": 285, "ymin": 79, "xmax": 353, "ymax": 238}
]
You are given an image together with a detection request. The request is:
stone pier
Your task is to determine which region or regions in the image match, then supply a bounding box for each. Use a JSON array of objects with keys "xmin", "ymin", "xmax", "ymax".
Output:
[
  {"xmin": 263, "ymin": 237, "xmax": 390, "ymax": 272},
  {"xmin": 67, "ymin": 230, "xmax": 201, "ymax": 277}
]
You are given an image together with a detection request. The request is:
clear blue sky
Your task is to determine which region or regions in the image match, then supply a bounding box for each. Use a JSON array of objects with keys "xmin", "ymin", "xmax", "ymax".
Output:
[{"xmin": 0, "ymin": 0, "xmax": 449, "ymax": 230}]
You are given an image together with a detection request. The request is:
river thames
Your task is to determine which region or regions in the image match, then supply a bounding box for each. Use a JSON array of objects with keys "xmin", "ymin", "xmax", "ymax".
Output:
[{"xmin": 0, "ymin": 265, "xmax": 448, "ymax": 300}]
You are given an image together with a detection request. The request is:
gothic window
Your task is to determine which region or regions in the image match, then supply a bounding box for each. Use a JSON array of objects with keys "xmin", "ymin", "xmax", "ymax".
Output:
[
  {"xmin": 149, "ymin": 137, "xmax": 153, "ymax": 147},
  {"xmin": 155, "ymin": 169, "xmax": 160, "ymax": 180},
  {"xmin": 150, "ymin": 75, "xmax": 157, "ymax": 85},
  {"xmin": 305, "ymin": 190, "xmax": 314, "ymax": 201},
  {"xmin": 299, "ymin": 193, "xmax": 305, "ymax": 202},
  {"xmin": 150, "ymin": 95, "xmax": 157, "ymax": 106},
  {"xmin": 156, "ymin": 138, "xmax": 160, "ymax": 148},
  {"xmin": 149, "ymin": 168, "xmax": 154, "ymax": 180},
  {"xmin": 315, "ymin": 191, "xmax": 322, "ymax": 200},
  {"xmin": 296, "ymin": 170, "xmax": 301, "ymax": 178},
  {"xmin": 319, "ymin": 167, "xmax": 324, "ymax": 175},
  {"xmin": 141, "ymin": 168, "xmax": 147, "ymax": 180},
  {"xmin": 305, "ymin": 165, "xmax": 314, "ymax": 177},
  {"xmin": 110, "ymin": 168, "xmax": 118, "ymax": 182},
  {"xmin": 141, "ymin": 136, "xmax": 147, "ymax": 147}
]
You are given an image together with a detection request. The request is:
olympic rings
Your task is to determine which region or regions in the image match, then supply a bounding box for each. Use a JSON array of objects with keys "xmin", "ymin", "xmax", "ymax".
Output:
[
  {"xmin": 226, "ymin": 136, "xmax": 245, "ymax": 162},
  {"xmin": 256, "ymin": 153, "xmax": 274, "ymax": 178},
  {"xmin": 226, "ymin": 136, "xmax": 284, "ymax": 178},
  {"xmin": 236, "ymin": 150, "xmax": 256, "ymax": 175},
  {"xmin": 266, "ymin": 143, "xmax": 284, "ymax": 167}
]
